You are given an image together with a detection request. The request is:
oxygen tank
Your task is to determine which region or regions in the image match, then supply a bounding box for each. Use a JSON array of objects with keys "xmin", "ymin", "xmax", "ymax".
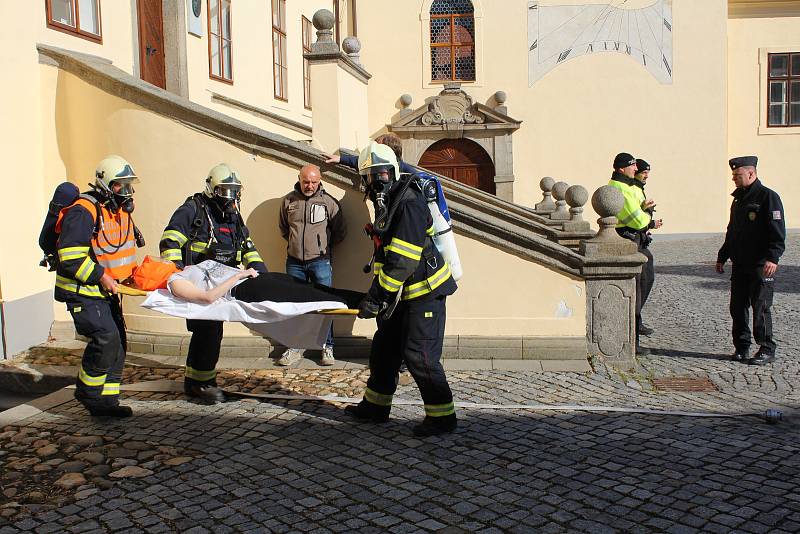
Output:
[{"xmin": 417, "ymin": 173, "xmax": 463, "ymax": 281}]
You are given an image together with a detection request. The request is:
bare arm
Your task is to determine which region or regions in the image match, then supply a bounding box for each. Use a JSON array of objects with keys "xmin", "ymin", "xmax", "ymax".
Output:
[{"xmin": 169, "ymin": 268, "xmax": 258, "ymax": 304}]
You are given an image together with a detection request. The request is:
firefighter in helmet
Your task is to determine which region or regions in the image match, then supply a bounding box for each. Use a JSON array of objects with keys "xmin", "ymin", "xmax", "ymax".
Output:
[
  {"xmin": 159, "ymin": 164, "xmax": 267, "ymax": 403},
  {"xmin": 55, "ymin": 155, "xmax": 142, "ymax": 417},
  {"xmin": 345, "ymin": 143, "xmax": 458, "ymax": 436}
]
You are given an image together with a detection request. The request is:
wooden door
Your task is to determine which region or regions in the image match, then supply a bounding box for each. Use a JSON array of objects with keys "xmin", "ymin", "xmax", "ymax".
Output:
[
  {"xmin": 137, "ymin": 0, "xmax": 166, "ymax": 89},
  {"xmin": 418, "ymin": 138, "xmax": 496, "ymax": 194}
]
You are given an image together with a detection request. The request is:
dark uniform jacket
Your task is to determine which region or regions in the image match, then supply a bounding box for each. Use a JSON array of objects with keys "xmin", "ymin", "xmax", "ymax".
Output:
[
  {"xmin": 278, "ymin": 183, "xmax": 346, "ymax": 262},
  {"xmin": 368, "ymin": 177, "xmax": 457, "ymax": 304},
  {"xmin": 159, "ymin": 194, "xmax": 267, "ymax": 272},
  {"xmin": 717, "ymin": 178, "xmax": 785, "ymax": 267}
]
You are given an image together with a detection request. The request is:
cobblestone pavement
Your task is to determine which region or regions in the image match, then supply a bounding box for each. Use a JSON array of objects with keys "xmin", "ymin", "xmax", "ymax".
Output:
[{"xmin": 1, "ymin": 234, "xmax": 799, "ymax": 533}]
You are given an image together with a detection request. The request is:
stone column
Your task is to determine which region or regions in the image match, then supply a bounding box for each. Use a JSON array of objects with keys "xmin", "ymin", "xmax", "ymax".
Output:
[
  {"xmin": 580, "ymin": 186, "xmax": 646, "ymax": 370},
  {"xmin": 305, "ymin": 10, "xmax": 371, "ymax": 153}
]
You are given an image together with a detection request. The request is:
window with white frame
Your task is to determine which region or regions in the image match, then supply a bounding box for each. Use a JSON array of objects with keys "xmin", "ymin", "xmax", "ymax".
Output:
[
  {"xmin": 767, "ymin": 53, "xmax": 800, "ymax": 127},
  {"xmin": 46, "ymin": 0, "xmax": 102, "ymax": 43}
]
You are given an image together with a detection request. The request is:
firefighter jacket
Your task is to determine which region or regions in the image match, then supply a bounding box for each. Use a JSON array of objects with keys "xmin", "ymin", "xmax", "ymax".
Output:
[
  {"xmin": 608, "ymin": 172, "xmax": 651, "ymax": 231},
  {"xmin": 54, "ymin": 192, "xmax": 138, "ymax": 301},
  {"xmin": 368, "ymin": 177, "xmax": 457, "ymax": 303},
  {"xmin": 278, "ymin": 183, "xmax": 347, "ymax": 262},
  {"xmin": 717, "ymin": 178, "xmax": 786, "ymax": 267},
  {"xmin": 159, "ymin": 194, "xmax": 267, "ymax": 272}
]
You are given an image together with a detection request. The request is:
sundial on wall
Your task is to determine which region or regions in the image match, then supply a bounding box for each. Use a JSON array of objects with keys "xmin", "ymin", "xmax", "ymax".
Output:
[{"xmin": 528, "ymin": 0, "xmax": 673, "ymax": 85}]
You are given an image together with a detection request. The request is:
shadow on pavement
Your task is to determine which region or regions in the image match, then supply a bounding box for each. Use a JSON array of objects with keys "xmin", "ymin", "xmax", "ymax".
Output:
[
  {"xmin": 655, "ymin": 264, "xmax": 800, "ymax": 293},
  {"xmin": 645, "ymin": 348, "xmax": 731, "ymax": 361}
]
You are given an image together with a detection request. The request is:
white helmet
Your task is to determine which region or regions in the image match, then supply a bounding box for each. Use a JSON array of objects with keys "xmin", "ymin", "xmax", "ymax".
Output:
[
  {"xmin": 204, "ymin": 163, "xmax": 242, "ymax": 200},
  {"xmin": 357, "ymin": 142, "xmax": 400, "ymax": 190},
  {"xmin": 95, "ymin": 155, "xmax": 139, "ymax": 199}
]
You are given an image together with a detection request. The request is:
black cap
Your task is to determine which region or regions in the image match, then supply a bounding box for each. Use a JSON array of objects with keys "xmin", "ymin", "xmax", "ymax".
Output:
[
  {"xmin": 614, "ymin": 152, "xmax": 636, "ymax": 169},
  {"xmin": 729, "ymin": 156, "xmax": 758, "ymax": 170},
  {"xmin": 635, "ymin": 159, "xmax": 650, "ymax": 174}
]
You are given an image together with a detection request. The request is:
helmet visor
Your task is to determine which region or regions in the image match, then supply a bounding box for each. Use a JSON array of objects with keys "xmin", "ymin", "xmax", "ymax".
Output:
[
  {"xmin": 111, "ymin": 181, "xmax": 135, "ymax": 198},
  {"xmin": 214, "ymin": 184, "xmax": 242, "ymax": 200}
]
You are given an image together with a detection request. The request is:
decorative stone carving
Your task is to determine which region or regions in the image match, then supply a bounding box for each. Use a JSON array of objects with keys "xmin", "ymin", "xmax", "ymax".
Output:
[
  {"xmin": 586, "ymin": 279, "xmax": 635, "ymax": 366},
  {"xmin": 421, "ymin": 84, "xmax": 485, "ymax": 128},
  {"xmin": 549, "ymin": 181, "xmax": 571, "ymax": 220},
  {"xmin": 565, "ymin": 185, "xmax": 588, "ymax": 222},
  {"xmin": 311, "ymin": 9, "xmax": 339, "ymax": 54},
  {"xmin": 535, "ymin": 177, "xmax": 556, "ymax": 213}
]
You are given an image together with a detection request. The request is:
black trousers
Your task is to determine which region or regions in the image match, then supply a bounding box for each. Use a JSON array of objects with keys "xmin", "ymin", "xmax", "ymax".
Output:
[
  {"xmin": 185, "ymin": 319, "xmax": 224, "ymax": 385},
  {"xmin": 363, "ymin": 296, "xmax": 455, "ymax": 418},
  {"xmin": 66, "ymin": 295, "xmax": 127, "ymax": 406},
  {"xmin": 730, "ymin": 265, "xmax": 776, "ymax": 355},
  {"xmin": 636, "ymin": 246, "xmax": 655, "ymax": 331}
]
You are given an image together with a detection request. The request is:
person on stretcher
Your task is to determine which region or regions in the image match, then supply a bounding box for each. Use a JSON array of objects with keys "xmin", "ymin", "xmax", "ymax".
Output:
[{"xmin": 166, "ymin": 260, "xmax": 363, "ymax": 309}]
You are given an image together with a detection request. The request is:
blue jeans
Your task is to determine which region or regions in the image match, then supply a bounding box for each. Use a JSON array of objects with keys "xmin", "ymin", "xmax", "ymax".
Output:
[{"xmin": 286, "ymin": 257, "xmax": 334, "ymax": 347}]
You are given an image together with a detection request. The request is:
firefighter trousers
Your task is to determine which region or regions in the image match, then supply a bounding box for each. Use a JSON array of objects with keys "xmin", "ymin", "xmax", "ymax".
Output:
[
  {"xmin": 362, "ymin": 296, "xmax": 455, "ymax": 418},
  {"xmin": 184, "ymin": 319, "xmax": 224, "ymax": 385},
  {"xmin": 730, "ymin": 266, "xmax": 776, "ymax": 355},
  {"xmin": 66, "ymin": 295, "xmax": 127, "ymax": 407}
]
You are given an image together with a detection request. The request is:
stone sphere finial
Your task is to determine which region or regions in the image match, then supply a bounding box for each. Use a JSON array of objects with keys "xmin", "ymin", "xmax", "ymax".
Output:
[
  {"xmin": 312, "ymin": 9, "xmax": 335, "ymax": 31},
  {"xmin": 592, "ymin": 185, "xmax": 624, "ymax": 218},
  {"xmin": 551, "ymin": 181, "xmax": 569, "ymax": 201},
  {"xmin": 400, "ymin": 94, "xmax": 413, "ymax": 108},
  {"xmin": 494, "ymin": 90, "xmax": 507, "ymax": 105},
  {"xmin": 342, "ymin": 36, "xmax": 361, "ymax": 55},
  {"xmin": 535, "ymin": 177, "xmax": 556, "ymax": 213},
  {"xmin": 539, "ymin": 176, "xmax": 555, "ymax": 192},
  {"xmin": 565, "ymin": 185, "xmax": 588, "ymax": 208}
]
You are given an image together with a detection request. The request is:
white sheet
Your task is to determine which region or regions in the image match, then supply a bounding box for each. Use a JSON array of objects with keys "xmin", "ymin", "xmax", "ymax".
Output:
[{"xmin": 141, "ymin": 262, "xmax": 346, "ymax": 349}]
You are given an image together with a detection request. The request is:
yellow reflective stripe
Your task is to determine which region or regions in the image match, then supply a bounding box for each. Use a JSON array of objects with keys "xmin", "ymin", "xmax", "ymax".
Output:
[
  {"xmin": 55, "ymin": 276, "xmax": 104, "ymax": 298},
  {"xmin": 236, "ymin": 251, "xmax": 242, "ymax": 262},
  {"xmin": 373, "ymin": 262, "xmax": 384, "ymax": 275},
  {"xmin": 618, "ymin": 208, "xmax": 643, "ymax": 226},
  {"xmin": 424, "ymin": 402, "xmax": 455, "ymax": 417},
  {"xmin": 377, "ymin": 268, "xmax": 403, "ymax": 292},
  {"xmin": 78, "ymin": 367, "xmax": 107, "ymax": 387},
  {"xmin": 426, "ymin": 225, "xmax": 435, "ymax": 236},
  {"xmin": 74, "ymin": 257, "xmax": 96, "ymax": 283},
  {"xmin": 185, "ymin": 366, "xmax": 216, "ymax": 381},
  {"xmin": 243, "ymin": 251, "xmax": 262, "ymax": 263},
  {"xmin": 57, "ymin": 246, "xmax": 90, "ymax": 262},
  {"xmin": 190, "ymin": 242, "xmax": 209, "ymax": 253},
  {"xmin": 402, "ymin": 263, "xmax": 451, "ymax": 300},
  {"xmin": 101, "ymin": 383, "xmax": 121, "ymax": 396},
  {"xmin": 364, "ymin": 387, "xmax": 393, "ymax": 407},
  {"xmin": 161, "ymin": 229, "xmax": 188, "ymax": 245},
  {"xmin": 385, "ymin": 238, "xmax": 423, "ymax": 261},
  {"xmin": 161, "ymin": 249, "xmax": 183, "ymax": 262}
]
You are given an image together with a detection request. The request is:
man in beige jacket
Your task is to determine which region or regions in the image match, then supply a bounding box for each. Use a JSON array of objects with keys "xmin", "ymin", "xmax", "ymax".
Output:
[{"xmin": 277, "ymin": 164, "xmax": 347, "ymax": 365}]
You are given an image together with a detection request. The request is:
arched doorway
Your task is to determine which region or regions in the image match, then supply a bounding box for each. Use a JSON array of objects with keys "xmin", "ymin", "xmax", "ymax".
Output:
[{"xmin": 418, "ymin": 138, "xmax": 495, "ymax": 194}]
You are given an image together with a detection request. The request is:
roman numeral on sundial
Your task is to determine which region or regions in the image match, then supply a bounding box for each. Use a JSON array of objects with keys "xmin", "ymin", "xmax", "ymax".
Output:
[
  {"xmin": 663, "ymin": 18, "xmax": 672, "ymax": 31},
  {"xmin": 662, "ymin": 54, "xmax": 672, "ymax": 76},
  {"xmin": 530, "ymin": 39, "xmax": 538, "ymax": 51},
  {"xmin": 557, "ymin": 49, "xmax": 571, "ymax": 62}
]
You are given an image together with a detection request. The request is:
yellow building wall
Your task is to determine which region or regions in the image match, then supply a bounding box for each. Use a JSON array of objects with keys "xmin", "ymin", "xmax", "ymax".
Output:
[
  {"xmin": 357, "ymin": 0, "xmax": 732, "ymax": 234},
  {"xmin": 41, "ymin": 67, "xmax": 585, "ymax": 339},
  {"xmin": 727, "ymin": 15, "xmax": 800, "ymax": 225},
  {"xmin": 185, "ymin": 0, "xmax": 331, "ymax": 141}
]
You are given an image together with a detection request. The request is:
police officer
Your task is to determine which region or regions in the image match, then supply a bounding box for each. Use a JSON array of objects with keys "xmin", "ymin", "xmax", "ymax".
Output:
[
  {"xmin": 608, "ymin": 153, "xmax": 656, "ymax": 355},
  {"xmin": 345, "ymin": 142, "xmax": 458, "ymax": 437},
  {"xmin": 715, "ymin": 156, "xmax": 785, "ymax": 365},
  {"xmin": 55, "ymin": 155, "xmax": 142, "ymax": 417},
  {"xmin": 632, "ymin": 159, "xmax": 663, "ymax": 336},
  {"xmin": 160, "ymin": 164, "xmax": 267, "ymax": 402}
]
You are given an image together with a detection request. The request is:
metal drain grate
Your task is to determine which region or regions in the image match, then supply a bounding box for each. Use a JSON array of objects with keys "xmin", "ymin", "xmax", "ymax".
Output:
[{"xmin": 652, "ymin": 376, "xmax": 718, "ymax": 392}]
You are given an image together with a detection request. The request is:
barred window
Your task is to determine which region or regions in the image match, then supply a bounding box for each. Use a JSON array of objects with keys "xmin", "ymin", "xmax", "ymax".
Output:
[
  {"xmin": 430, "ymin": 0, "xmax": 475, "ymax": 82},
  {"xmin": 272, "ymin": 0, "xmax": 288, "ymax": 100},
  {"xmin": 767, "ymin": 53, "xmax": 800, "ymax": 127}
]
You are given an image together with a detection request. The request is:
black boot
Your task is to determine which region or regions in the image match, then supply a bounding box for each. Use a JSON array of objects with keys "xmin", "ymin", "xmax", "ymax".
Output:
[
  {"xmin": 87, "ymin": 404, "xmax": 133, "ymax": 417},
  {"xmin": 344, "ymin": 401, "xmax": 390, "ymax": 423},
  {"xmin": 413, "ymin": 414, "xmax": 457, "ymax": 437},
  {"xmin": 748, "ymin": 350, "xmax": 775, "ymax": 366},
  {"xmin": 184, "ymin": 381, "xmax": 226, "ymax": 404}
]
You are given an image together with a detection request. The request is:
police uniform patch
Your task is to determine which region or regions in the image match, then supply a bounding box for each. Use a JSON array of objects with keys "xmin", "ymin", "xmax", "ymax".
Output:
[
  {"xmin": 773, "ymin": 210, "xmax": 782, "ymax": 220},
  {"xmin": 748, "ymin": 211, "xmax": 757, "ymax": 221}
]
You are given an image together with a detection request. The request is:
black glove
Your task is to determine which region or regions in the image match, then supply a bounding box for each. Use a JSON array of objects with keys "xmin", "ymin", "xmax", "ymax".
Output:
[{"xmin": 357, "ymin": 295, "xmax": 384, "ymax": 319}]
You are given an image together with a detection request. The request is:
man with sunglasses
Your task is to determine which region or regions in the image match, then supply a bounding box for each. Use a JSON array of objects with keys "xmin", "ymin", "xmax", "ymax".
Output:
[{"xmin": 160, "ymin": 163, "xmax": 267, "ymax": 403}]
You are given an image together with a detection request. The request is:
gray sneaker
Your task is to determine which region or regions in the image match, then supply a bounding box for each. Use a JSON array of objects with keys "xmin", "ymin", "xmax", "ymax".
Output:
[
  {"xmin": 320, "ymin": 345, "xmax": 335, "ymax": 366},
  {"xmin": 277, "ymin": 348, "xmax": 303, "ymax": 366}
]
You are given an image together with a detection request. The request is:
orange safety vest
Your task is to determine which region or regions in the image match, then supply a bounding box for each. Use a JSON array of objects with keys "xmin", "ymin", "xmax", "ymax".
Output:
[{"xmin": 56, "ymin": 198, "xmax": 138, "ymax": 281}]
